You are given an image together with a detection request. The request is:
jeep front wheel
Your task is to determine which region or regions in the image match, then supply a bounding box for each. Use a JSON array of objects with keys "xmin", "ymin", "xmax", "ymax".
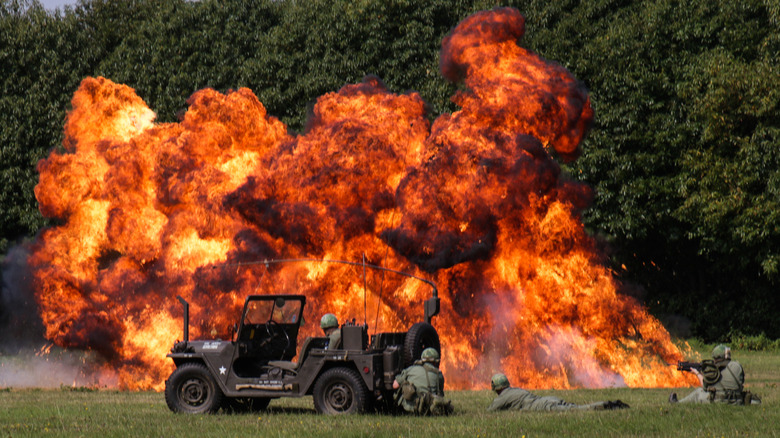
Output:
[
  {"xmin": 165, "ymin": 362, "xmax": 224, "ymax": 414},
  {"xmin": 313, "ymin": 368, "xmax": 369, "ymax": 414}
]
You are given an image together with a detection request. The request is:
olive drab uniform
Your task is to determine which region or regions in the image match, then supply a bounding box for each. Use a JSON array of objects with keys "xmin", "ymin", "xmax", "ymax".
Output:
[
  {"xmin": 487, "ymin": 387, "xmax": 612, "ymax": 412},
  {"xmin": 325, "ymin": 328, "xmax": 341, "ymax": 350},
  {"xmin": 394, "ymin": 361, "xmax": 452, "ymax": 415},
  {"xmin": 679, "ymin": 359, "xmax": 757, "ymax": 404},
  {"xmin": 320, "ymin": 313, "xmax": 341, "ymax": 350}
]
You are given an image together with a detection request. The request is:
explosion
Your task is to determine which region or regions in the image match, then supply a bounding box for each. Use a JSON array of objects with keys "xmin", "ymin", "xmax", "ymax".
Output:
[{"xmin": 26, "ymin": 8, "xmax": 694, "ymax": 390}]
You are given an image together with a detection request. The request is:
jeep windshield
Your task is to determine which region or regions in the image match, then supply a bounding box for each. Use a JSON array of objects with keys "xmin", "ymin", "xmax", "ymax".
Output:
[{"xmin": 243, "ymin": 296, "xmax": 304, "ymax": 325}]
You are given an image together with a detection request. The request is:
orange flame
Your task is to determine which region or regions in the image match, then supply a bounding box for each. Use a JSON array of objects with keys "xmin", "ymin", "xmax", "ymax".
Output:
[{"xmin": 29, "ymin": 8, "xmax": 695, "ymax": 390}]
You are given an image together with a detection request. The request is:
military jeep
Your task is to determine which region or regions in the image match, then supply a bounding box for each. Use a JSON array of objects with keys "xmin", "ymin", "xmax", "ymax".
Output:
[{"xmin": 164, "ymin": 261, "xmax": 441, "ymax": 415}]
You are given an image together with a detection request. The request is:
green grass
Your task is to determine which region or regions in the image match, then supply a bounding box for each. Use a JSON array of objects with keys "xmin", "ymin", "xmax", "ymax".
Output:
[{"xmin": 1, "ymin": 348, "xmax": 777, "ymax": 438}]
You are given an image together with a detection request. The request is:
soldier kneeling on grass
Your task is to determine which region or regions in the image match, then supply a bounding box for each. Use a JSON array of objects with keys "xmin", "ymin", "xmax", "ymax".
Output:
[
  {"xmin": 487, "ymin": 373, "xmax": 629, "ymax": 412},
  {"xmin": 669, "ymin": 344, "xmax": 762, "ymax": 405},
  {"xmin": 393, "ymin": 348, "xmax": 454, "ymax": 415}
]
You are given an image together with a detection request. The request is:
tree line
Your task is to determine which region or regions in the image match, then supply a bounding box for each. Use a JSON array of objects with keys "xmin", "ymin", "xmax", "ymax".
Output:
[{"xmin": 1, "ymin": 0, "xmax": 778, "ymax": 341}]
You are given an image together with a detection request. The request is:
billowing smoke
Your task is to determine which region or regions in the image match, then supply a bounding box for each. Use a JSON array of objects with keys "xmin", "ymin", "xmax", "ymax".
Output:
[
  {"xmin": 0, "ymin": 245, "xmax": 106, "ymax": 387},
  {"xmin": 1, "ymin": 244, "xmax": 45, "ymax": 352}
]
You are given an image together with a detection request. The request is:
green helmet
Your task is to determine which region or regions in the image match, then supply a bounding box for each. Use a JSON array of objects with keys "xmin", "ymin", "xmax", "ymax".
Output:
[
  {"xmin": 491, "ymin": 373, "xmax": 510, "ymax": 391},
  {"xmin": 712, "ymin": 344, "xmax": 728, "ymax": 360},
  {"xmin": 320, "ymin": 313, "xmax": 338, "ymax": 330},
  {"xmin": 421, "ymin": 347, "xmax": 440, "ymax": 362}
]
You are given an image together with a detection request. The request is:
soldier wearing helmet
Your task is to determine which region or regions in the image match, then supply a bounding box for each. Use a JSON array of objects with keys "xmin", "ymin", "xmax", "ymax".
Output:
[
  {"xmin": 487, "ymin": 372, "xmax": 629, "ymax": 411},
  {"xmin": 319, "ymin": 313, "xmax": 341, "ymax": 350},
  {"xmin": 670, "ymin": 344, "xmax": 760, "ymax": 405},
  {"xmin": 392, "ymin": 347, "xmax": 452, "ymax": 415}
]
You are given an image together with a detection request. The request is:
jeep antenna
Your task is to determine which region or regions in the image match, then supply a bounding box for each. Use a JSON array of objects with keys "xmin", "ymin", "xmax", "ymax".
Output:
[
  {"xmin": 362, "ymin": 253, "xmax": 367, "ymax": 326},
  {"xmin": 221, "ymin": 258, "xmax": 440, "ymax": 324}
]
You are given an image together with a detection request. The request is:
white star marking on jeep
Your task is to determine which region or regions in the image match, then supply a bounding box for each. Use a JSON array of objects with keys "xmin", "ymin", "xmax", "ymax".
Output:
[{"xmin": 219, "ymin": 366, "xmax": 226, "ymax": 375}]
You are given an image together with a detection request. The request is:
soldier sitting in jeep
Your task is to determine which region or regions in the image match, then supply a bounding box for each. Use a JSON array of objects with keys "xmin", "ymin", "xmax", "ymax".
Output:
[{"xmin": 319, "ymin": 313, "xmax": 342, "ymax": 349}]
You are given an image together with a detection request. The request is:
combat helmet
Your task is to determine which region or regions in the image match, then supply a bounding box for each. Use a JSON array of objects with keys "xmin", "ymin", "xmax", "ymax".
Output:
[
  {"xmin": 711, "ymin": 344, "xmax": 728, "ymax": 360},
  {"xmin": 320, "ymin": 313, "xmax": 339, "ymax": 330},
  {"xmin": 421, "ymin": 347, "xmax": 440, "ymax": 363},
  {"xmin": 491, "ymin": 373, "xmax": 510, "ymax": 391}
]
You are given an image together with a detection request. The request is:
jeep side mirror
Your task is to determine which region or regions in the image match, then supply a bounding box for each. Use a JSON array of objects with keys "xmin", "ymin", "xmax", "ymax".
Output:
[{"xmin": 424, "ymin": 297, "xmax": 440, "ymax": 324}]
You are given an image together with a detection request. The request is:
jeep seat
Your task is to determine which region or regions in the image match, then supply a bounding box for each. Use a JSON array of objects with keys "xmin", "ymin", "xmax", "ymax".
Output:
[{"xmin": 268, "ymin": 336, "xmax": 327, "ymax": 373}]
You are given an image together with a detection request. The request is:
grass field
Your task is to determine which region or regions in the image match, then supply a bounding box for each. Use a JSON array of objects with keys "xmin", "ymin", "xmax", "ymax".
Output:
[{"xmin": 1, "ymin": 347, "xmax": 777, "ymax": 437}]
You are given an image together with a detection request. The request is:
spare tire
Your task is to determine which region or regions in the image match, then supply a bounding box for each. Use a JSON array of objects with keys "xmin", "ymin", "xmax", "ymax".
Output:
[{"xmin": 403, "ymin": 322, "xmax": 440, "ymax": 367}]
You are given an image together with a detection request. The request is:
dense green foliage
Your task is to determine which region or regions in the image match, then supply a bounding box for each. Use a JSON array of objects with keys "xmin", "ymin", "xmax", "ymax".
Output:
[
  {"xmin": 1, "ymin": 0, "xmax": 778, "ymax": 340},
  {"xmin": 509, "ymin": 0, "xmax": 780, "ymax": 340},
  {"xmin": 728, "ymin": 332, "xmax": 780, "ymax": 352}
]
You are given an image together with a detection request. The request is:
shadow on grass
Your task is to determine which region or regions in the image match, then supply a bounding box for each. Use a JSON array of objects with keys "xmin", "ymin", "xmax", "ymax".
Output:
[{"xmin": 223, "ymin": 405, "xmax": 409, "ymax": 416}]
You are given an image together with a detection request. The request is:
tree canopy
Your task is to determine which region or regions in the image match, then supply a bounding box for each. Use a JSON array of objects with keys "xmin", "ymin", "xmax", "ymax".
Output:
[
  {"xmin": 1, "ymin": 0, "xmax": 778, "ymax": 340},
  {"xmin": 515, "ymin": 0, "xmax": 779, "ymax": 338}
]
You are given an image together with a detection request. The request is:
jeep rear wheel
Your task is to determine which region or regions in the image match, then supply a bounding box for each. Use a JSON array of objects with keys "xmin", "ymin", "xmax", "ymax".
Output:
[
  {"xmin": 403, "ymin": 322, "xmax": 440, "ymax": 367},
  {"xmin": 165, "ymin": 362, "xmax": 224, "ymax": 414},
  {"xmin": 313, "ymin": 368, "xmax": 369, "ymax": 414}
]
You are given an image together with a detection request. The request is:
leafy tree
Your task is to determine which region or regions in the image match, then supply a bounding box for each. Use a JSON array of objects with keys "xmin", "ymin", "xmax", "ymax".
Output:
[
  {"xmin": 235, "ymin": 0, "xmax": 490, "ymax": 131},
  {"xmin": 507, "ymin": 0, "xmax": 780, "ymax": 339},
  {"xmin": 96, "ymin": 0, "xmax": 280, "ymax": 123},
  {"xmin": 1, "ymin": 0, "xmax": 70, "ymax": 253},
  {"xmin": 0, "ymin": 0, "xmax": 166, "ymax": 254},
  {"xmin": 1, "ymin": 0, "xmax": 778, "ymax": 340}
]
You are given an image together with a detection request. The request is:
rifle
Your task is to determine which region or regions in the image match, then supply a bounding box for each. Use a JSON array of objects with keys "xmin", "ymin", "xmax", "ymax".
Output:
[{"xmin": 677, "ymin": 361, "xmax": 703, "ymax": 372}]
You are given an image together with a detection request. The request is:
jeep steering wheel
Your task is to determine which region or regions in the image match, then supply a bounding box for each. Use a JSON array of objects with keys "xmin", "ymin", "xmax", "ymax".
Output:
[{"xmin": 265, "ymin": 320, "xmax": 290, "ymax": 359}]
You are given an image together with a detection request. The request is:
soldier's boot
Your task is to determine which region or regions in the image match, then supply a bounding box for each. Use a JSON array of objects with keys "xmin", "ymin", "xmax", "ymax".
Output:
[
  {"xmin": 605, "ymin": 400, "xmax": 630, "ymax": 409},
  {"xmin": 668, "ymin": 393, "xmax": 678, "ymax": 403}
]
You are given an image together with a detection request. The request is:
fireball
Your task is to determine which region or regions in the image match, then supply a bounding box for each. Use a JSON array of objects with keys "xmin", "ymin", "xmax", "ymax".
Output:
[{"xmin": 29, "ymin": 8, "xmax": 694, "ymax": 390}]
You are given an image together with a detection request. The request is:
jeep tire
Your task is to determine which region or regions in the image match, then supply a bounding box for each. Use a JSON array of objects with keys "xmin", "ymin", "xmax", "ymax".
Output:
[
  {"xmin": 403, "ymin": 322, "xmax": 440, "ymax": 367},
  {"xmin": 165, "ymin": 362, "xmax": 224, "ymax": 414},
  {"xmin": 313, "ymin": 367, "xmax": 369, "ymax": 414}
]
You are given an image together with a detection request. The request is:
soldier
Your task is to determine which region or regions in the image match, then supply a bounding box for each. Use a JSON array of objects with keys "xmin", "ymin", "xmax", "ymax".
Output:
[
  {"xmin": 393, "ymin": 347, "xmax": 453, "ymax": 415},
  {"xmin": 670, "ymin": 344, "xmax": 761, "ymax": 405},
  {"xmin": 320, "ymin": 313, "xmax": 341, "ymax": 349},
  {"xmin": 487, "ymin": 373, "xmax": 629, "ymax": 411}
]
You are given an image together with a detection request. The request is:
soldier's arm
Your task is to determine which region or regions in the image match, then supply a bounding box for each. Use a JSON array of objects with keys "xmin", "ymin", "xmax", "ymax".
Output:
[
  {"xmin": 736, "ymin": 362, "xmax": 745, "ymax": 386},
  {"xmin": 487, "ymin": 398, "xmax": 503, "ymax": 412},
  {"xmin": 393, "ymin": 369, "xmax": 408, "ymax": 389},
  {"xmin": 487, "ymin": 393, "xmax": 506, "ymax": 412},
  {"xmin": 691, "ymin": 368, "xmax": 704, "ymax": 386}
]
